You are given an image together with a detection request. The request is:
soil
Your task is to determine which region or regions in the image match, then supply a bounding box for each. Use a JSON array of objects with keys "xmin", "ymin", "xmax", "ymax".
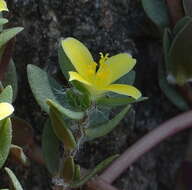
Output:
[{"xmin": 0, "ymin": 0, "xmax": 190, "ymax": 189}]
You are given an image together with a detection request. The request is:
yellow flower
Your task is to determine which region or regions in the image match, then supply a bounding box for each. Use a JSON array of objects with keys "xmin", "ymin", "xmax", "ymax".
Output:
[
  {"xmin": 0, "ymin": 102, "xmax": 14, "ymax": 120},
  {"xmin": 0, "ymin": 0, "xmax": 8, "ymax": 12},
  {"xmin": 62, "ymin": 37, "xmax": 141, "ymax": 100}
]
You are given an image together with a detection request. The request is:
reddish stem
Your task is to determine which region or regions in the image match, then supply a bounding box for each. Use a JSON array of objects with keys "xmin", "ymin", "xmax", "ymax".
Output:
[
  {"xmin": 85, "ymin": 177, "xmax": 120, "ymax": 190},
  {"xmin": 166, "ymin": 0, "xmax": 184, "ymax": 26},
  {"xmin": 24, "ymin": 112, "xmax": 192, "ymax": 190},
  {"xmin": 98, "ymin": 111, "xmax": 192, "ymax": 184}
]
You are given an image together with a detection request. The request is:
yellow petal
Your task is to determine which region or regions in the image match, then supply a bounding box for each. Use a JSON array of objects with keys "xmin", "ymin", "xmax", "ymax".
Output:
[
  {"xmin": 62, "ymin": 37, "xmax": 94, "ymax": 77},
  {"xmin": 0, "ymin": 102, "xmax": 14, "ymax": 121},
  {"xmin": 104, "ymin": 53, "xmax": 136, "ymax": 84},
  {"xmin": 69, "ymin": 71, "xmax": 91, "ymax": 86},
  {"xmin": 0, "ymin": 0, "xmax": 8, "ymax": 12},
  {"xmin": 104, "ymin": 84, "xmax": 141, "ymax": 99}
]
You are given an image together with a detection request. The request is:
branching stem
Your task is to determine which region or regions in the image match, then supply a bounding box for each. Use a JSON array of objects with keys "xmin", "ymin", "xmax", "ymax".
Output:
[
  {"xmin": 87, "ymin": 111, "xmax": 192, "ymax": 189},
  {"xmin": 99, "ymin": 110, "xmax": 192, "ymax": 184}
]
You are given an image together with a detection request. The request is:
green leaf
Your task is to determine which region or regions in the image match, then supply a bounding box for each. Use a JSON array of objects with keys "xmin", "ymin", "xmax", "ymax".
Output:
[
  {"xmin": 61, "ymin": 156, "xmax": 75, "ymax": 182},
  {"xmin": 0, "ymin": 39, "xmax": 15, "ymax": 82},
  {"xmin": 0, "ymin": 85, "xmax": 13, "ymax": 103},
  {"xmin": 0, "ymin": 27, "xmax": 23, "ymax": 48},
  {"xmin": 173, "ymin": 16, "xmax": 192, "ymax": 35},
  {"xmin": 141, "ymin": 0, "xmax": 170, "ymax": 29},
  {"xmin": 58, "ymin": 40, "xmax": 75, "ymax": 80},
  {"xmin": 27, "ymin": 64, "xmax": 67, "ymax": 113},
  {"xmin": 2, "ymin": 60, "xmax": 18, "ymax": 102},
  {"xmin": 158, "ymin": 62, "xmax": 189, "ymax": 111},
  {"xmin": 46, "ymin": 99, "xmax": 84, "ymax": 120},
  {"xmin": 70, "ymin": 154, "xmax": 118, "ymax": 188},
  {"xmin": 4, "ymin": 167, "xmax": 23, "ymax": 190},
  {"xmin": 66, "ymin": 88, "xmax": 91, "ymax": 111},
  {"xmin": 85, "ymin": 105, "xmax": 131, "ymax": 140},
  {"xmin": 183, "ymin": 0, "xmax": 192, "ymax": 16},
  {"xmin": 0, "ymin": 13, "xmax": 4, "ymax": 32},
  {"xmin": 87, "ymin": 106, "xmax": 111, "ymax": 127},
  {"xmin": 163, "ymin": 28, "xmax": 172, "ymax": 73},
  {"xmin": 73, "ymin": 165, "xmax": 81, "ymax": 181},
  {"xmin": 97, "ymin": 96, "xmax": 147, "ymax": 107},
  {"xmin": 168, "ymin": 19, "xmax": 192, "ymax": 84},
  {"xmin": 71, "ymin": 80, "xmax": 90, "ymax": 97},
  {"xmin": 49, "ymin": 107, "xmax": 77, "ymax": 150},
  {"xmin": 42, "ymin": 120, "xmax": 60, "ymax": 175},
  {"xmin": 115, "ymin": 70, "xmax": 135, "ymax": 85},
  {"xmin": 0, "ymin": 17, "xmax": 8, "ymax": 32},
  {"xmin": 0, "ymin": 118, "xmax": 12, "ymax": 169},
  {"xmin": 0, "ymin": 18, "xmax": 8, "ymax": 26}
]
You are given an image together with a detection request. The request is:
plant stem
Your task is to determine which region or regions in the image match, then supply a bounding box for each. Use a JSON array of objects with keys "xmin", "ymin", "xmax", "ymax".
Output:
[
  {"xmin": 166, "ymin": 0, "xmax": 184, "ymax": 26},
  {"xmin": 99, "ymin": 110, "xmax": 192, "ymax": 184},
  {"xmin": 85, "ymin": 177, "xmax": 120, "ymax": 190}
]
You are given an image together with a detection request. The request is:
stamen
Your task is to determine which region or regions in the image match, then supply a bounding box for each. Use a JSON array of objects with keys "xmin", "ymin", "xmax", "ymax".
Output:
[{"xmin": 99, "ymin": 52, "xmax": 109, "ymax": 69}]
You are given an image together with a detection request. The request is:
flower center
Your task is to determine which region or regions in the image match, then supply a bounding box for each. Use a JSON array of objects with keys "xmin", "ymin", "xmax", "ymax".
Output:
[
  {"xmin": 85, "ymin": 52, "xmax": 111, "ymax": 92},
  {"xmin": 87, "ymin": 62, "xmax": 97, "ymax": 75},
  {"xmin": 93, "ymin": 53, "xmax": 111, "ymax": 88},
  {"xmin": 87, "ymin": 52, "xmax": 109, "ymax": 77}
]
